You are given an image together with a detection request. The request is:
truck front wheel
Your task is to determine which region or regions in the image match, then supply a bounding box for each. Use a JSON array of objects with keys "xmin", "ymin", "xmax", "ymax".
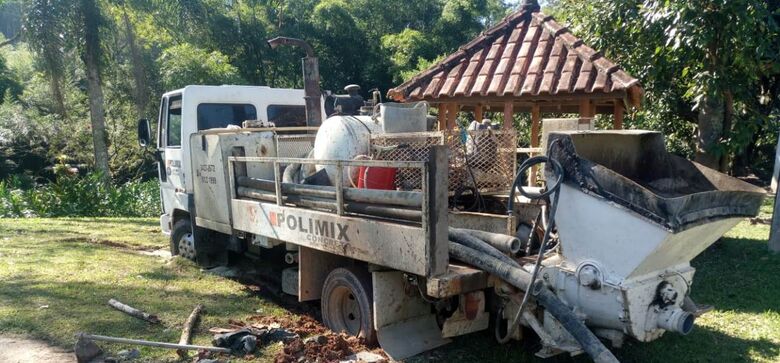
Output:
[
  {"xmin": 171, "ymin": 219, "xmax": 197, "ymax": 261},
  {"xmin": 321, "ymin": 267, "xmax": 377, "ymax": 344}
]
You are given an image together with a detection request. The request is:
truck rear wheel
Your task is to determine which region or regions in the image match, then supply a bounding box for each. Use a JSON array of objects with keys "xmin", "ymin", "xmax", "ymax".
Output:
[
  {"xmin": 321, "ymin": 267, "xmax": 377, "ymax": 344},
  {"xmin": 171, "ymin": 219, "xmax": 197, "ymax": 261}
]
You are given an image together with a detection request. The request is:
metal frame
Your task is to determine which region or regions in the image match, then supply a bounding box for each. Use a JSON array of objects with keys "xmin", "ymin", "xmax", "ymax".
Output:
[{"xmin": 227, "ymin": 146, "xmax": 449, "ymax": 277}]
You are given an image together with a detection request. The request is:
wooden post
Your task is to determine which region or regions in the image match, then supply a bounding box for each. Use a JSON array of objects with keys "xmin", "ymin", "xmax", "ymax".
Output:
[
  {"xmin": 613, "ymin": 101, "xmax": 624, "ymax": 130},
  {"xmin": 771, "ymin": 144, "xmax": 780, "ymax": 252},
  {"xmin": 529, "ymin": 104, "xmax": 541, "ymax": 185},
  {"xmin": 474, "ymin": 105, "xmax": 484, "ymax": 122},
  {"xmin": 446, "ymin": 103, "xmax": 459, "ymax": 130},
  {"xmin": 437, "ymin": 103, "xmax": 447, "ymax": 131},
  {"xmin": 503, "ymin": 102, "xmax": 514, "ymax": 130},
  {"xmin": 579, "ymin": 99, "xmax": 594, "ymax": 118},
  {"xmin": 770, "ymin": 190, "xmax": 780, "ymax": 253}
]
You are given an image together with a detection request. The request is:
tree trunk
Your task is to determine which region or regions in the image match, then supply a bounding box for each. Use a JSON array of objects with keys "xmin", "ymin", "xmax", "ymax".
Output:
[
  {"xmin": 48, "ymin": 69, "xmax": 67, "ymax": 120},
  {"xmin": 694, "ymin": 94, "xmax": 724, "ymax": 170},
  {"xmin": 80, "ymin": 0, "xmax": 110, "ymax": 183},
  {"xmin": 122, "ymin": 7, "xmax": 147, "ymax": 119}
]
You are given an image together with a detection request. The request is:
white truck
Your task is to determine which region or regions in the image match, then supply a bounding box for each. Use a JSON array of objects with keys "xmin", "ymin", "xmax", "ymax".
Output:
[
  {"xmin": 136, "ymin": 40, "xmax": 764, "ymax": 362},
  {"xmin": 139, "ymin": 85, "xmax": 311, "ymax": 257}
]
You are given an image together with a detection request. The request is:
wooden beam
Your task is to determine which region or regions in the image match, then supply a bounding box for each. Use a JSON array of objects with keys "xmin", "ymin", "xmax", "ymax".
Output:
[
  {"xmin": 502, "ymin": 102, "xmax": 514, "ymax": 130},
  {"xmin": 447, "ymin": 103, "xmax": 459, "ymax": 130},
  {"xmin": 579, "ymin": 99, "xmax": 594, "ymax": 118},
  {"xmin": 770, "ymin": 189, "xmax": 780, "ymax": 253},
  {"xmin": 474, "ymin": 105, "xmax": 484, "ymax": 122},
  {"xmin": 613, "ymin": 101, "xmax": 624, "ymax": 130},
  {"xmin": 530, "ymin": 104, "xmax": 541, "ymax": 148},
  {"xmin": 437, "ymin": 104, "xmax": 447, "ymax": 131},
  {"xmin": 529, "ymin": 104, "xmax": 541, "ymax": 186}
]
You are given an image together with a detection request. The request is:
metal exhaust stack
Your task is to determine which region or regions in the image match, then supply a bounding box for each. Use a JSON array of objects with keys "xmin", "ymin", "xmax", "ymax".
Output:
[{"xmin": 267, "ymin": 37, "xmax": 323, "ymax": 127}]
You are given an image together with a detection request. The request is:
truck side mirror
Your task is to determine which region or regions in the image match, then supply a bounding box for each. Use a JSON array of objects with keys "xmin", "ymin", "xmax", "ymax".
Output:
[{"xmin": 137, "ymin": 118, "xmax": 151, "ymax": 147}]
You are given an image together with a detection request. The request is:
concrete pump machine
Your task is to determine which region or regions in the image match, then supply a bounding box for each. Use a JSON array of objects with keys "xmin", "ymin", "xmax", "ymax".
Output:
[{"xmin": 137, "ymin": 37, "xmax": 765, "ymax": 362}]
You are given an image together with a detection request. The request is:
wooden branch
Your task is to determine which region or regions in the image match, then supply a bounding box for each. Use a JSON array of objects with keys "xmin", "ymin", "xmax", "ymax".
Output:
[
  {"xmin": 176, "ymin": 304, "xmax": 204, "ymax": 359},
  {"xmin": 108, "ymin": 299, "xmax": 161, "ymax": 324}
]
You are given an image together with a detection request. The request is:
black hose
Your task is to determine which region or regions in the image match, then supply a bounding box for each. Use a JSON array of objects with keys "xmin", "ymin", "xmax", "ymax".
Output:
[
  {"xmin": 448, "ymin": 241, "xmax": 618, "ymax": 363},
  {"xmin": 448, "ymin": 228, "xmax": 519, "ymax": 268},
  {"xmin": 499, "ymin": 153, "xmax": 563, "ymax": 345}
]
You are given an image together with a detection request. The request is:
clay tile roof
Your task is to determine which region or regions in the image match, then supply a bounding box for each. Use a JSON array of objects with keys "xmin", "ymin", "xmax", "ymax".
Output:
[{"xmin": 387, "ymin": 6, "xmax": 642, "ymax": 104}]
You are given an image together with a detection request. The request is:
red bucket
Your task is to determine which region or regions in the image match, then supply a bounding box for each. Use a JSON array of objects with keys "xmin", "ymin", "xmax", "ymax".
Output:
[{"xmin": 357, "ymin": 166, "xmax": 397, "ymax": 190}]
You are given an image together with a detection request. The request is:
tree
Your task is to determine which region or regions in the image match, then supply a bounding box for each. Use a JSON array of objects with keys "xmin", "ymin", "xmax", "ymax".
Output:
[
  {"xmin": 550, "ymin": 0, "xmax": 780, "ymax": 175},
  {"xmin": 23, "ymin": 0, "xmax": 70, "ymax": 119},
  {"xmin": 158, "ymin": 44, "xmax": 244, "ymax": 90},
  {"xmin": 77, "ymin": 0, "xmax": 111, "ymax": 183}
]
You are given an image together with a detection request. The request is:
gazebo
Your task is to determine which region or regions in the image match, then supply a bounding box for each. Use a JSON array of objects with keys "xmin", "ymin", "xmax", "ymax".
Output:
[{"xmin": 387, "ymin": 0, "xmax": 643, "ymax": 155}]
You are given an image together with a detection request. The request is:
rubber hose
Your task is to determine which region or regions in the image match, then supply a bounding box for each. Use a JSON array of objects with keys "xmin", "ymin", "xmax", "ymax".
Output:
[
  {"xmin": 448, "ymin": 228, "xmax": 519, "ymax": 268},
  {"xmin": 456, "ymin": 228, "xmax": 522, "ymax": 255},
  {"xmin": 448, "ymin": 242, "xmax": 618, "ymax": 363}
]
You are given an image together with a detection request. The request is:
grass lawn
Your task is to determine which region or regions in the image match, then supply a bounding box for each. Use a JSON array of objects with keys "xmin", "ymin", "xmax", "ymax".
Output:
[{"xmin": 0, "ymin": 212, "xmax": 779, "ymax": 362}]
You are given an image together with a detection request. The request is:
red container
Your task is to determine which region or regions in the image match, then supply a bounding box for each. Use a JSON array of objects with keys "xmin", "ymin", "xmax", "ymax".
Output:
[{"xmin": 357, "ymin": 166, "xmax": 397, "ymax": 190}]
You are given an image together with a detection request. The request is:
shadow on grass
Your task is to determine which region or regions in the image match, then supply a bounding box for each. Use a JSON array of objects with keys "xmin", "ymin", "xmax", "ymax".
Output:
[
  {"xmin": 690, "ymin": 236, "xmax": 780, "ymax": 314},
  {"xmin": 412, "ymin": 318, "xmax": 779, "ymax": 363},
  {"xmin": 0, "ymin": 277, "xmax": 259, "ymax": 350}
]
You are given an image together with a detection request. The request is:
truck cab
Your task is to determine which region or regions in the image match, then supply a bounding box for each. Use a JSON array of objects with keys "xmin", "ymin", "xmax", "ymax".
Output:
[{"xmin": 146, "ymin": 85, "xmax": 312, "ymax": 237}]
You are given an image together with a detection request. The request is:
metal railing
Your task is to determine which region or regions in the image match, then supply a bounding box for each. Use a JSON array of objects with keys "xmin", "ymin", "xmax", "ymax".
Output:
[{"xmin": 227, "ymin": 156, "xmax": 429, "ymax": 224}]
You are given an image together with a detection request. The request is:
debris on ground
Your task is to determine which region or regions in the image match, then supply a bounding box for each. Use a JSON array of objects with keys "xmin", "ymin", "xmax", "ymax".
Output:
[
  {"xmin": 177, "ymin": 304, "xmax": 205, "ymax": 359},
  {"xmin": 75, "ymin": 335, "xmax": 103, "ymax": 363},
  {"xmin": 211, "ymin": 314, "xmax": 386, "ymax": 363},
  {"xmin": 116, "ymin": 348, "xmax": 140, "ymax": 360},
  {"xmin": 107, "ymin": 298, "xmax": 161, "ymax": 324}
]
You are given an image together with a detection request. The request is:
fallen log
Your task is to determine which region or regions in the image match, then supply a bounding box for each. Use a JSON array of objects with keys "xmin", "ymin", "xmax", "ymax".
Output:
[
  {"xmin": 176, "ymin": 304, "xmax": 204, "ymax": 359},
  {"xmin": 107, "ymin": 299, "xmax": 161, "ymax": 324}
]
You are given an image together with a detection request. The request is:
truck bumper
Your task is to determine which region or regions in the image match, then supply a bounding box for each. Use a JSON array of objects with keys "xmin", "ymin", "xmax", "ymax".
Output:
[{"xmin": 160, "ymin": 214, "xmax": 172, "ymax": 235}]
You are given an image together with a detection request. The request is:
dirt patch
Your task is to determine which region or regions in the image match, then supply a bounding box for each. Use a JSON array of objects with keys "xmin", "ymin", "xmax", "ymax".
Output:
[
  {"xmin": 213, "ymin": 313, "xmax": 386, "ymax": 363},
  {"xmin": 0, "ymin": 335, "xmax": 74, "ymax": 363},
  {"xmin": 58, "ymin": 236, "xmax": 162, "ymax": 253}
]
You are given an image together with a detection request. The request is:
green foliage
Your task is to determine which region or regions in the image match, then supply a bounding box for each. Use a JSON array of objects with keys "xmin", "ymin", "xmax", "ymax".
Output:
[
  {"xmin": 0, "ymin": 53, "xmax": 21, "ymax": 101},
  {"xmin": 159, "ymin": 43, "xmax": 245, "ymax": 91},
  {"xmin": 0, "ymin": 173, "xmax": 160, "ymax": 218},
  {"xmin": 549, "ymin": 0, "xmax": 780, "ymax": 176}
]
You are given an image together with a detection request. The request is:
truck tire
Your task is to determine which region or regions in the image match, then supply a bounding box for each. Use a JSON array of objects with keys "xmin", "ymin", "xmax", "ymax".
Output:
[
  {"xmin": 171, "ymin": 219, "xmax": 197, "ymax": 261},
  {"xmin": 321, "ymin": 267, "xmax": 377, "ymax": 344}
]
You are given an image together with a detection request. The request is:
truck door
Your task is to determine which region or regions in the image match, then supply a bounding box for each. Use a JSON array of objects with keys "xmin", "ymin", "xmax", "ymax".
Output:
[{"xmin": 158, "ymin": 94, "xmax": 184, "ymax": 218}]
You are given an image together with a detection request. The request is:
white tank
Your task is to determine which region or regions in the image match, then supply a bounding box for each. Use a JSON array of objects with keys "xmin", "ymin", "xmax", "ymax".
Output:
[{"xmin": 313, "ymin": 115, "xmax": 383, "ymax": 186}]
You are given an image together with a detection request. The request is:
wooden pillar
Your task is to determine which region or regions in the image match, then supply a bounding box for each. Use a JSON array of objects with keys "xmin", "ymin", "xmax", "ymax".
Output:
[
  {"xmin": 502, "ymin": 102, "xmax": 514, "ymax": 130},
  {"xmin": 437, "ymin": 103, "xmax": 447, "ymax": 131},
  {"xmin": 770, "ymin": 189, "xmax": 780, "ymax": 253},
  {"xmin": 529, "ymin": 104, "xmax": 541, "ymax": 185},
  {"xmin": 613, "ymin": 101, "xmax": 624, "ymax": 130},
  {"xmin": 446, "ymin": 103, "xmax": 459, "ymax": 130},
  {"xmin": 579, "ymin": 99, "xmax": 594, "ymax": 118},
  {"xmin": 474, "ymin": 105, "xmax": 484, "ymax": 122}
]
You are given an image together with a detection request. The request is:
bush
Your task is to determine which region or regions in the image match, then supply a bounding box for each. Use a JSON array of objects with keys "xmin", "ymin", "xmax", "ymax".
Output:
[{"xmin": 0, "ymin": 173, "xmax": 160, "ymax": 218}]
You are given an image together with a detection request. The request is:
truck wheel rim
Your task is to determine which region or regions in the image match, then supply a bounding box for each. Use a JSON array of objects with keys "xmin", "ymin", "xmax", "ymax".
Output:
[
  {"xmin": 328, "ymin": 285, "xmax": 362, "ymax": 336},
  {"xmin": 178, "ymin": 233, "xmax": 195, "ymax": 260}
]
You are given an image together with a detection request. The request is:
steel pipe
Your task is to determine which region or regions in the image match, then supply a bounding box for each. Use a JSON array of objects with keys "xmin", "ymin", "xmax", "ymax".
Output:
[
  {"xmin": 76, "ymin": 333, "xmax": 232, "ymax": 354},
  {"xmin": 237, "ymin": 176, "xmax": 422, "ymax": 208},
  {"xmin": 237, "ymin": 187, "xmax": 422, "ymax": 222}
]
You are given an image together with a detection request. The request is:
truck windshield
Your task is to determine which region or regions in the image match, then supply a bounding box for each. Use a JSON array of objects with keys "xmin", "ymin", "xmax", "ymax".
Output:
[{"xmin": 197, "ymin": 103, "xmax": 257, "ymax": 130}]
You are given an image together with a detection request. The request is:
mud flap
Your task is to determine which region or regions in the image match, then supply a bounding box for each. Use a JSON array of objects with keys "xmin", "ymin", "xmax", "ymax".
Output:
[
  {"xmin": 372, "ymin": 271, "xmax": 450, "ymax": 360},
  {"xmin": 377, "ymin": 315, "xmax": 450, "ymax": 360}
]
